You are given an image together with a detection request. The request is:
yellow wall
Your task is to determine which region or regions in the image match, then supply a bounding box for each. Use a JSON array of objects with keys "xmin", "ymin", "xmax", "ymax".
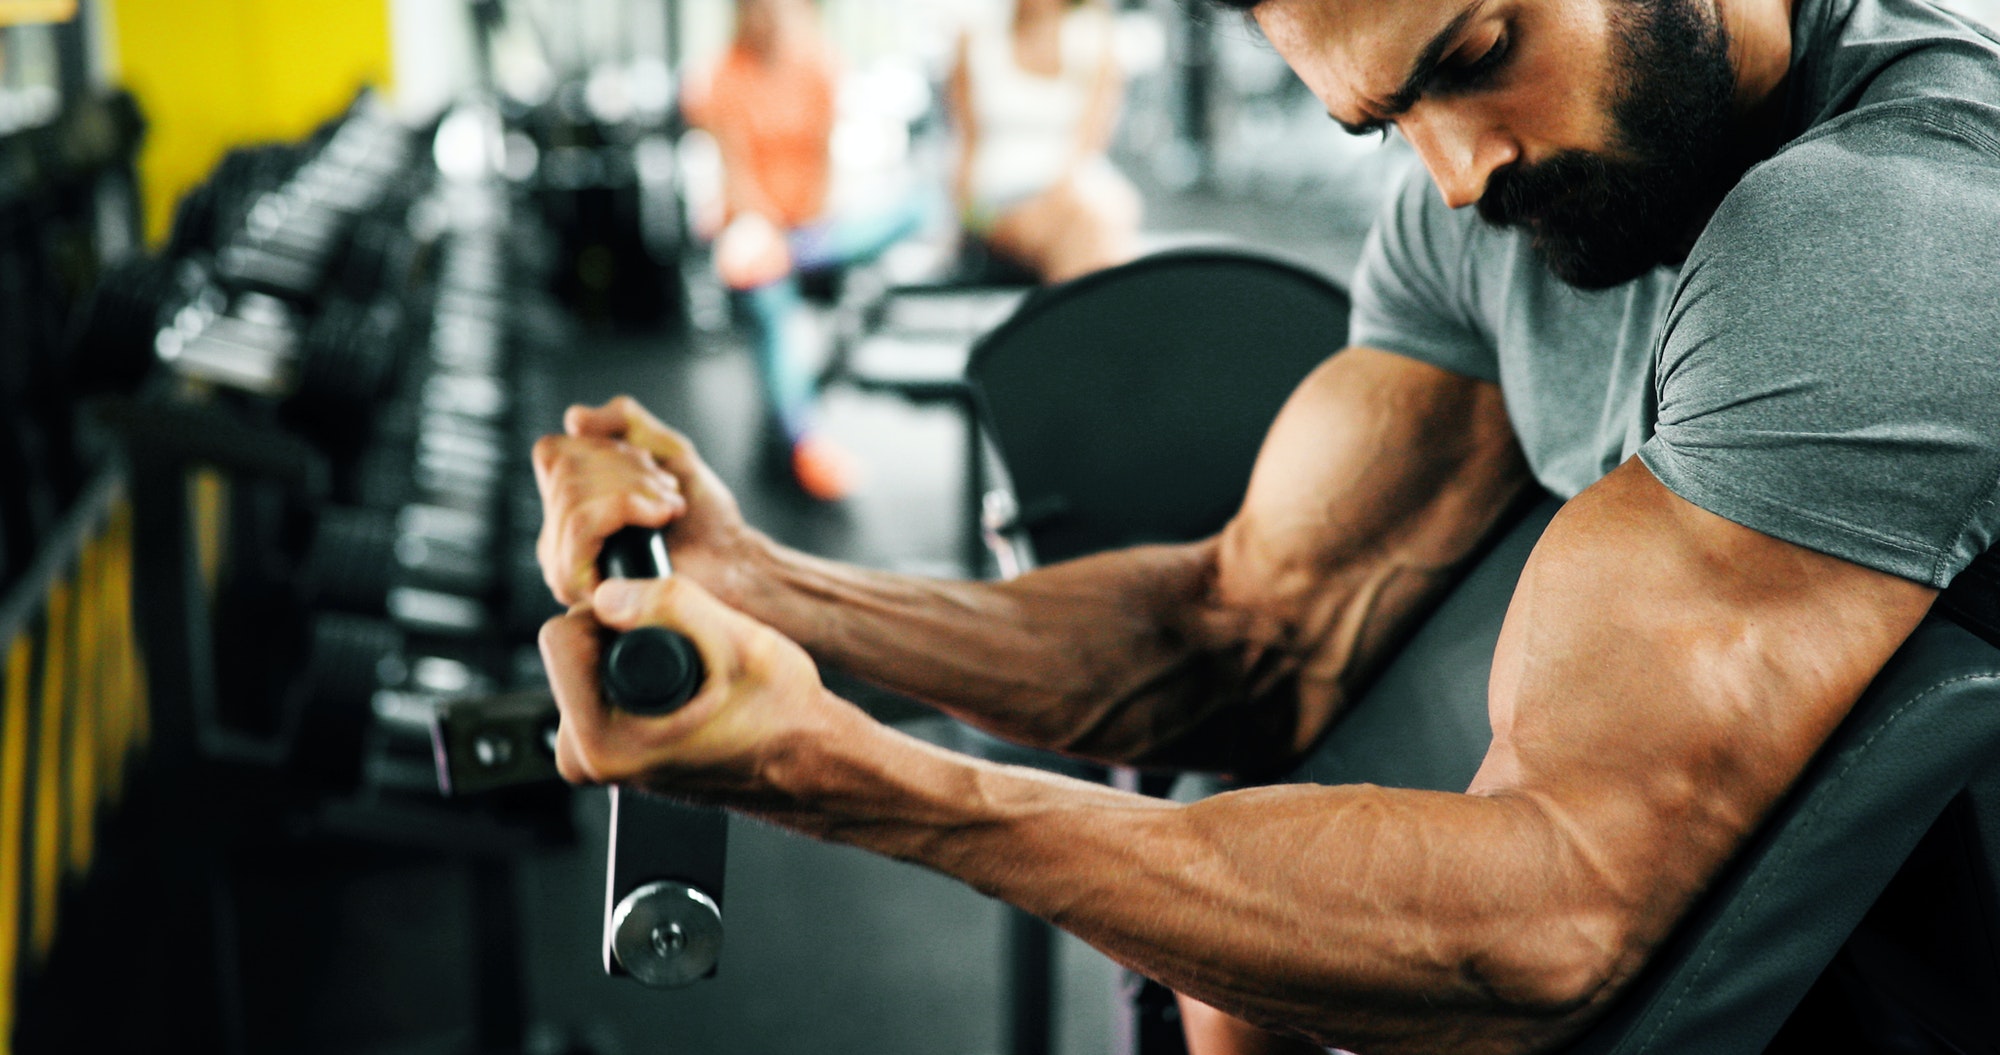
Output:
[{"xmin": 112, "ymin": 0, "xmax": 393, "ymax": 244}]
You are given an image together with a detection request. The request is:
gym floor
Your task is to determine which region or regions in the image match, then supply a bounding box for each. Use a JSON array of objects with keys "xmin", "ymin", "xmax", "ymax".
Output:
[{"xmin": 252, "ymin": 176, "xmax": 1384, "ymax": 1055}]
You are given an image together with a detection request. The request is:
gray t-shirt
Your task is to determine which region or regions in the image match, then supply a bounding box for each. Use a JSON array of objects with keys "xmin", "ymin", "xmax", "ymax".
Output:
[{"xmin": 1350, "ymin": 0, "xmax": 2000, "ymax": 587}]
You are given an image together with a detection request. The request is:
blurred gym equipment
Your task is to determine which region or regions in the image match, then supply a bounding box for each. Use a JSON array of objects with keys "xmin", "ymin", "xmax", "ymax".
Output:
[{"xmin": 8, "ymin": 77, "xmax": 610, "ymax": 1050}]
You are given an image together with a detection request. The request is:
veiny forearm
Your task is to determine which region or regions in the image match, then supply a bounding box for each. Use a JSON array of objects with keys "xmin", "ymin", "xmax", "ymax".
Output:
[
  {"xmin": 749, "ymin": 703, "xmax": 1624, "ymax": 1055},
  {"xmin": 726, "ymin": 350, "xmax": 1529, "ymax": 772},
  {"xmin": 736, "ymin": 536, "xmax": 1293, "ymax": 770}
]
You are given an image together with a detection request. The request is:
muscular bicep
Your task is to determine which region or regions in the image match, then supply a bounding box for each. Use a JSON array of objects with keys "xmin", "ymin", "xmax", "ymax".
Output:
[
  {"xmin": 1210, "ymin": 346, "xmax": 1531, "ymax": 752},
  {"xmin": 1474, "ymin": 460, "xmax": 1936, "ymax": 981}
]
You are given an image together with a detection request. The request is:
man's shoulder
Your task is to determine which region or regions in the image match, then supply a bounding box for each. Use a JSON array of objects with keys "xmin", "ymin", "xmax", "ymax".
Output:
[
  {"xmin": 1752, "ymin": 0, "xmax": 2000, "ymax": 223},
  {"xmin": 1790, "ymin": 93, "xmax": 2000, "ymax": 176},
  {"xmin": 1698, "ymin": 98, "xmax": 2000, "ymax": 272}
]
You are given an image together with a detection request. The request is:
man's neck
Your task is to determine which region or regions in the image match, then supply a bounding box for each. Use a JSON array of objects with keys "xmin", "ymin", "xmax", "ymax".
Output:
[
  {"xmin": 1725, "ymin": 0, "xmax": 1803, "ymax": 193},
  {"xmin": 1723, "ymin": 0, "xmax": 1800, "ymax": 118}
]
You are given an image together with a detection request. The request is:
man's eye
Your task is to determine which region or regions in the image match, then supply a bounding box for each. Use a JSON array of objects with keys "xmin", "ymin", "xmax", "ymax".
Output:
[
  {"xmin": 1436, "ymin": 31, "xmax": 1512, "ymax": 93},
  {"xmin": 1331, "ymin": 112, "xmax": 1393, "ymax": 139}
]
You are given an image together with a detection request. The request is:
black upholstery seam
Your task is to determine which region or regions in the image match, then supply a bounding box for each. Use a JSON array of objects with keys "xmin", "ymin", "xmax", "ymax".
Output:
[{"xmin": 1631, "ymin": 670, "xmax": 2000, "ymax": 1054}]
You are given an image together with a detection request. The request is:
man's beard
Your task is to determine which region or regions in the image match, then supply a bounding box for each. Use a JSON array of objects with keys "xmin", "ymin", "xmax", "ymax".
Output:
[{"xmin": 1476, "ymin": 0, "xmax": 1741, "ymax": 289}]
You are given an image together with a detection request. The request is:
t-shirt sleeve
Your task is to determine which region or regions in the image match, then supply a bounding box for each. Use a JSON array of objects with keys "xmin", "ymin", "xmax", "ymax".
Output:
[
  {"xmin": 1638, "ymin": 110, "xmax": 2000, "ymax": 587},
  {"xmin": 1347, "ymin": 163, "xmax": 1501, "ymax": 382}
]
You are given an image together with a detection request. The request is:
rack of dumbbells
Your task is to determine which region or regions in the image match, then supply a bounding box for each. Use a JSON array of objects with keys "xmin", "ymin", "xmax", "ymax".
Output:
[{"xmin": 22, "ymin": 95, "xmax": 580, "ymax": 1054}]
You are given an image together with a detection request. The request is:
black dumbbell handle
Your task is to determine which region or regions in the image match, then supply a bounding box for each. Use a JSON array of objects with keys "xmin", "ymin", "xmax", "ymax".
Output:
[{"xmin": 598, "ymin": 527, "xmax": 706, "ymax": 716}]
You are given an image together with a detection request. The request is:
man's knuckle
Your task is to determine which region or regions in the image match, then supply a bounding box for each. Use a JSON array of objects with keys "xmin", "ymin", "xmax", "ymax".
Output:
[
  {"xmin": 738, "ymin": 625, "xmax": 789, "ymax": 676},
  {"xmin": 535, "ymin": 533, "xmax": 560, "ymax": 581},
  {"xmin": 655, "ymin": 574, "xmax": 689, "ymax": 609},
  {"xmin": 536, "ymin": 615, "xmax": 568, "ymax": 655}
]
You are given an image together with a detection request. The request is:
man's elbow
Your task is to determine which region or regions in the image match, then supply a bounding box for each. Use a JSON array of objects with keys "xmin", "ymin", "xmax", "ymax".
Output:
[
  {"xmin": 1286, "ymin": 918, "xmax": 1630, "ymax": 1055},
  {"xmin": 1461, "ymin": 907, "xmax": 1633, "ymax": 1048}
]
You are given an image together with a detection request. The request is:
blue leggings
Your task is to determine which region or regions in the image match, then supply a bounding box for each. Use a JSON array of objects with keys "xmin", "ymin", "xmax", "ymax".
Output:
[{"xmin": 738, "ymin": 199, "xmax": 930, "ymax": 442}]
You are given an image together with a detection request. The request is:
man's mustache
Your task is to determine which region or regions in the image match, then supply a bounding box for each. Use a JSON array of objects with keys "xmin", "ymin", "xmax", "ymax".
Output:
[{"xmin": 1475, "ymin": 152, "xmax": 1620, "ymax": 230}]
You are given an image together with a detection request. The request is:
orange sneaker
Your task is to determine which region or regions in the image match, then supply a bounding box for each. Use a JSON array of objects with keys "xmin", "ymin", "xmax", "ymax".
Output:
[{"xmin": 790, "ymin": 432, "xmax": 859, "ymax": 502}]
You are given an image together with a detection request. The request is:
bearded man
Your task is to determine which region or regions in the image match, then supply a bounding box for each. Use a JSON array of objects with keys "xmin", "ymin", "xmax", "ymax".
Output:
[{"xmin": 528, "ymin": 0, "xmax": 2000, "ymax": 1049}]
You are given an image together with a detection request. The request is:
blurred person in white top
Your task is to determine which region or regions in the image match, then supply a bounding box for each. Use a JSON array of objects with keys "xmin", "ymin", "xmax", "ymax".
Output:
[{"xmin": 948, "ymin": 0, "xmax": 1143, "ymax": 282}]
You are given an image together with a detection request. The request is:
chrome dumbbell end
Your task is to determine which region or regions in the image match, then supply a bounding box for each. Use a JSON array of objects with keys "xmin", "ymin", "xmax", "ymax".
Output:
[
  {"xmin": 600, "ymin": 785, "xmax": 729, "ymax": 988},
  {"xmin": 606, "ymin": 880, "xmax": 724, "ymax": 989}
]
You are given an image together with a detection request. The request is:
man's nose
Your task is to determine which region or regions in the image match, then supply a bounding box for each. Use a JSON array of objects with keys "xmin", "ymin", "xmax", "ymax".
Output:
[{"xmin": 1400, "ymin": 111, "xmax": 1520, "ymax": 210}]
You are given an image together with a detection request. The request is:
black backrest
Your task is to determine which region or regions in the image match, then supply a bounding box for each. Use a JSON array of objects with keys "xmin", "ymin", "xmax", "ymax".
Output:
[{"xmin": 964, "ymin": 248, "xmax": 1349, "ymax": 564}]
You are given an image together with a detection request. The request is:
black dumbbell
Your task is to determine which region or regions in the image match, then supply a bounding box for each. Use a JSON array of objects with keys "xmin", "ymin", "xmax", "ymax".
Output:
[
  {"xmin": 333, "ymin": 209, "xmax": 429, "ymax": 305},
  {"xmin": 303, "ymin": 501, "xmax": 498, "ymax": 634},
  {"xmin": 69, "ymin": 256, "xmax": 407, "ymax": 417},
  {"xmin": 325, "ymin": 265, "xmax": 515, "ymax": 510},
  {"xmin": 342, "ymin": 388, "xmax": 511, "ymax": 514},
  {"xmin": 294, "ymin": 611, "xmax": 503, "ymax": 791},
  {"xmin": 214, "ymin": 113, "xmax": 421, "ymax": 301},
  {"xmin": 164, "ymin": 142, "xmax": 309, "ymax": 261}
]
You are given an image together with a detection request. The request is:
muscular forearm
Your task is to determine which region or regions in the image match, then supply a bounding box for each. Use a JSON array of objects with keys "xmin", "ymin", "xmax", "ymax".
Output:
[
  {"xmin": 732, "ymin": 534, "xmax": 1298, "ymax": 771},
  {"xmin": 545, "ymin": 353, "xmax": 1527, "ymax": 772},
  {"xmin": 716, "ymin": 360, "xmax": 1529, "ymax": 773},
  {"xmin": 748, "ymin": 698, "xmax": 1626, "ymax": 1055}
]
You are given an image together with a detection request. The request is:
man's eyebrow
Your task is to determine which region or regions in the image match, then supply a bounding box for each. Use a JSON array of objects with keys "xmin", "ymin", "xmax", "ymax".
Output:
[{"xmin": 1362, "ymin": 2, "xmax": 1486, "ymax": 122}]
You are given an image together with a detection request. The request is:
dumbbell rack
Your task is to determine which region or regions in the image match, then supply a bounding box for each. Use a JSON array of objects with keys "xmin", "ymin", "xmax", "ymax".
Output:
[{"xmin": 23, "ymin": 96, "xmax": 594, "ymax": 1054}]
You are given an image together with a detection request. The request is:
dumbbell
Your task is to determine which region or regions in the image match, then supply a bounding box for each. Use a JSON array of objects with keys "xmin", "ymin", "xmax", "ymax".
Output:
[
  {"xmin": 304, "ymin": 380, "xmax": 520, "ymax": 632},
  {"xmin": 341, "ymin": 372, "xmax": 513, "ymax": 514},
  {"xmin": 217, "ymin": 179, "xmax": 418, "ymax": 301},
  {"xmin": 324, "ymin": 258, "xmax": 515, "ymax": 508},
  {"xmin": 70, "ymin": 256, "xmax": 407, "ymax": 416},
  {"xmin": 594, "ymin": 527, "xmax": 727, "ymax": 990},
  {"xmin": 164, "ymin": 142, "xmax": 310, "ymax": 261},
  {"xmin": 295, "ymin": 610, "xmax": 502, "ymax": 791},
  {"xmin": 214, "ymin": 119, "xmax": 421, "ymax": 301},
  {"xmin": 332, "ymin": 209, "xmax": 429, "ymax": 306},
  {"xmin": 303, "ymin": 501, "xmax": 498, "ymax": 637}
]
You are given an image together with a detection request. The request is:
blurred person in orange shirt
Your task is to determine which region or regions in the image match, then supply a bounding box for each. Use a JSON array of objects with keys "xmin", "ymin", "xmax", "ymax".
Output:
[{"xmin": 683, "ymin": 0, "xmax": 926, "ymax": 501}]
